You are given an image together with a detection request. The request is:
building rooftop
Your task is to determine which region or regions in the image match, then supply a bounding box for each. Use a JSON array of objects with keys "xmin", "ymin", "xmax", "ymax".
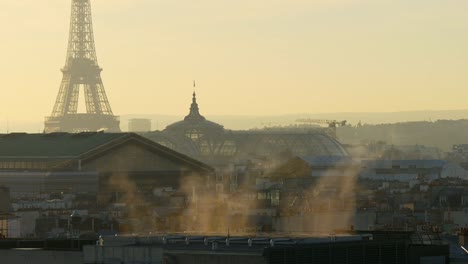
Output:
[
  {"xmin": 0, "ymin": 132, "xmax": 125, "ymax": 157},
  {"xmin": 0, "ymin": 132, "xmax": 214, "ymax": 172},
  {"xmin": 165, "ymin": 92, "xmax": 224, "ymax": 136}
]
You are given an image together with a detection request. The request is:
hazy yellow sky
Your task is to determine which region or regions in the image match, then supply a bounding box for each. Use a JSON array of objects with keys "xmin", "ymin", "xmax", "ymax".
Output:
[{"xmin": 1, "ymin": 0, "xmax": 468, "ymax": 123}]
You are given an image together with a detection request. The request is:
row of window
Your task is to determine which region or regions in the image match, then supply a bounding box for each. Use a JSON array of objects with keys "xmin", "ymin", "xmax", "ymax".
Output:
[{"xmin": 0, "ymin": 161, "xmax": 50, "ymax": 170}]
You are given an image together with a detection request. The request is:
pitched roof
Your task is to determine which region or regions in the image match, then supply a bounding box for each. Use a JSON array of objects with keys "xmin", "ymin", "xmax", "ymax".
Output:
[
  {"xmin": 0, "ymin": 132, "xmax": 214, "ymax": 172},
  {"xmin": 0, "ymin": 132, "xmax": 126, "ymax": 157}
]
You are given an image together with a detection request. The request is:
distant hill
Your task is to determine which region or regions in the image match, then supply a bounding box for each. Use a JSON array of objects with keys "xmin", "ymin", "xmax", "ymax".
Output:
[
  {"xmin": 336, "ymin": 119, "xmax": 468, "ymax": 152},
  {"xmin": 119, "ymin": 109, "xmax": 468, "ymax": 131}
]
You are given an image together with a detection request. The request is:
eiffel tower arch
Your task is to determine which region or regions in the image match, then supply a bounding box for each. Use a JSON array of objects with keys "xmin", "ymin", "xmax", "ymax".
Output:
[{"xmin": 45, "ymin": 0, "xmax": 120, "ymax": 133}]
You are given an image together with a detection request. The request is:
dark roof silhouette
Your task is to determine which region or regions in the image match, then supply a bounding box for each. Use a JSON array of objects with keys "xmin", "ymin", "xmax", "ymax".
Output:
[{"xmin": 0, "ymin": 132, "xmax": 213, "ymax": 172}]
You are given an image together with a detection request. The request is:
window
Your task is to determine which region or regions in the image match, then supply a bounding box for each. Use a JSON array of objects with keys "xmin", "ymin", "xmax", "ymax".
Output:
[{"xmin": 216, "ymin": 174, "xmax": 223, "ymax": 183}]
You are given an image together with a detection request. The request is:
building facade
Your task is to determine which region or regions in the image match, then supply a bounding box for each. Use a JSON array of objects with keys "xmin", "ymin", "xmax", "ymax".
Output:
[{"xmin": 0, "ymin": 132, "xmax": 213, "ymax": 204}]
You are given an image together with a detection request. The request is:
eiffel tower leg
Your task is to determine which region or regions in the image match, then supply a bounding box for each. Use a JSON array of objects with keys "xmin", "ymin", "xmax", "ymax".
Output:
[
  {"xmin": 66, "ymin": 82, "xmax": 80, "ymax": 115},
  {"xmin": 51, "ymin": 74, "xmax": 72, "ymax": 117}
]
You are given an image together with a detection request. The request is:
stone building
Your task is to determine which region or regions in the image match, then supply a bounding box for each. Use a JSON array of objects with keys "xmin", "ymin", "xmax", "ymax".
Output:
[{"xmin": 0, "ymin": 132, "xmax": 213, "ymax": 204}]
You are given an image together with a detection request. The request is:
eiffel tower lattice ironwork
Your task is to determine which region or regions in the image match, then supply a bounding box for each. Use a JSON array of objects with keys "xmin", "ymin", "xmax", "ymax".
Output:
[{"xmin": 44, "ymin": 0, "xmax": 120, "ymax": 133}]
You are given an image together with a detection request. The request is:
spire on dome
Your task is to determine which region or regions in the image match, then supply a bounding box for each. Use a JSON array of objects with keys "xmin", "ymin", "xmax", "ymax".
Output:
[{"xmin": 185, "ymin": 85, "xmax": 205, "ymax": 121}]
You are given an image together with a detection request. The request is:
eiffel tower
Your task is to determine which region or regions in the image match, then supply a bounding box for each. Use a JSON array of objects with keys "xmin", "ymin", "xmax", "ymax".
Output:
[{"xmin": 44, "ymin": 0, "xmax": 120, "ymax": 133}]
